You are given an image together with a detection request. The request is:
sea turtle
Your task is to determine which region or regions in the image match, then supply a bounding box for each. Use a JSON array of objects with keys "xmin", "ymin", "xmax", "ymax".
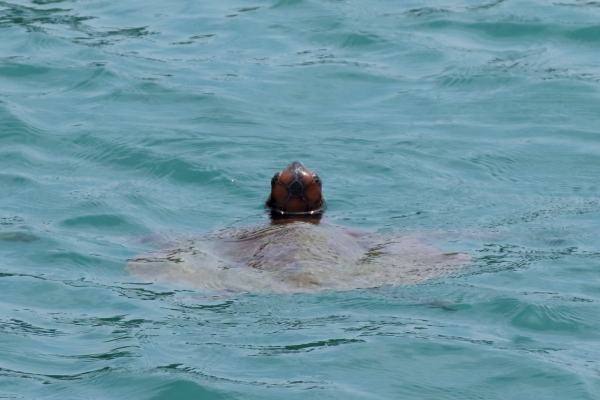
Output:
[
  {"xmin": 266, "ymin": 161, "xmax": 326, "ymax": 218},
  {"xmin": 127, "ymin": 162, "xmax": 468, "ymax": 293}
]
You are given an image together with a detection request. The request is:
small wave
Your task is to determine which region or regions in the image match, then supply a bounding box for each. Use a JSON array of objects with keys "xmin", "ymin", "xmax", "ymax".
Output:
[
  {"xmin": 565, "ymin": 25, "xmax": 600, "ymax": 42},
  {"xmin": 0, "ymin": 318, "xmax": 65, "ymax": 337},
  {"xmin": 68, "ymin": 132, "xmax": 224, "ymax": 184},
  {"xmin": 0, "ymin": 1, "xmax": 155, "ymax": 48},
  {"xmin": 244, "ymin": 338, "xmax": 365, "ymax": 355},
  {"xmin": 61, "ymin": 214, "xmax": 128, "ymax": 228},
  {"xmin": 270, "ymin": 0, "xmax": 304, "ymax": 9},
  {"xmin": 510, "ymin": 303, "xmax": 593, "ymax": 332}
]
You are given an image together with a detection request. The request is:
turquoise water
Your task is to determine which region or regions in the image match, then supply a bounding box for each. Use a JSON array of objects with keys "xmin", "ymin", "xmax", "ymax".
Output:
[{"xmin": 2, "ymin": 0, "xmax": 600, "ymax": 397}]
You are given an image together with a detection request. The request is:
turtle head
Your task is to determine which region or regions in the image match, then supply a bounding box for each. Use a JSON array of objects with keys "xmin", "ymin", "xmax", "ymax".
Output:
[{"xmin": 266, "ymin": 161, "xmax": 326, "ymax": 220}]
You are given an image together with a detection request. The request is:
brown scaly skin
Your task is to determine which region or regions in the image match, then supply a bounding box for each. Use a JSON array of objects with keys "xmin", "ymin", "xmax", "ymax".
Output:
[{"xmin": 266, "ymin": 162, "xmax": 327, "ymax": 220}]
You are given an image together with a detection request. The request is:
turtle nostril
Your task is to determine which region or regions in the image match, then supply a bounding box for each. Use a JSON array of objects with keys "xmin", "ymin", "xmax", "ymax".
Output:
[
  {"xmin": 289, "ymin": 181, "xmax": 303, "ymax": 197},
  {"xmin": 312, "ymin": 172, "xmax": 322, "ymax": 188},
  {"xmin": 271, "ymin": 173, "xmax": 280, "ymax": 188}
]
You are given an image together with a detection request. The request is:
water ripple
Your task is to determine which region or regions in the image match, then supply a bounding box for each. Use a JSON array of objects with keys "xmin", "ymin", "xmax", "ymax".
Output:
[{"xmin": 2, "ymin": 0, "xmax": 600, "ymax": 397}]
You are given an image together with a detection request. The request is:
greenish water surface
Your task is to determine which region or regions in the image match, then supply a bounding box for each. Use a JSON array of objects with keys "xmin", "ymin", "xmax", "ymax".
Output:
[{"xmin": 1, "ymin": 0, "xmax": 600, "ymax": 398}]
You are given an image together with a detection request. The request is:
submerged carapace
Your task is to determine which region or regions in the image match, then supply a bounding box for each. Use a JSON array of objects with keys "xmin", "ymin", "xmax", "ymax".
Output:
[
  {"xmin": 266, "ymin": 162, "xmax": 327, "ymax": 219},
  {"xmin": 128, "ymin": 162, "xmax": 470, "ymax": 292}
]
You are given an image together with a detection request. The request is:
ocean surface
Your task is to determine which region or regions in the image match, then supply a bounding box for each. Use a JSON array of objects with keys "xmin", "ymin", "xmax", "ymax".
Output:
[{"xmin": 1, "ymin": 0, "xmax": 600, "ymax": 398}]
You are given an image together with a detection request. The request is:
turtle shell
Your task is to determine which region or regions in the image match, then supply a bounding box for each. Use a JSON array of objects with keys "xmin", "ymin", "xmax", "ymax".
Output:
[{"xmin": 266, "ymin": 162, "xmax": 326, "ymax": 218}]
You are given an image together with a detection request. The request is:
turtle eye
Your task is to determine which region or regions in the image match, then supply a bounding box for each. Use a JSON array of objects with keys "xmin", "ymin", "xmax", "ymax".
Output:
[
  {"xmin": 312, "ymin": 172, "xmax": 322, "ymax": 188},
  {"xmin": 271, "ymin": 172, "xmax": 280, "ymax": 188}
]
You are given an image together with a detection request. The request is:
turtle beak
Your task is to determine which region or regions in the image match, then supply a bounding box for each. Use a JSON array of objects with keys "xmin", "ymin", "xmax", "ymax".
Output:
[{"xmin": 285, "ymin": 161, "xmax": 309, "ymax": 175}]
